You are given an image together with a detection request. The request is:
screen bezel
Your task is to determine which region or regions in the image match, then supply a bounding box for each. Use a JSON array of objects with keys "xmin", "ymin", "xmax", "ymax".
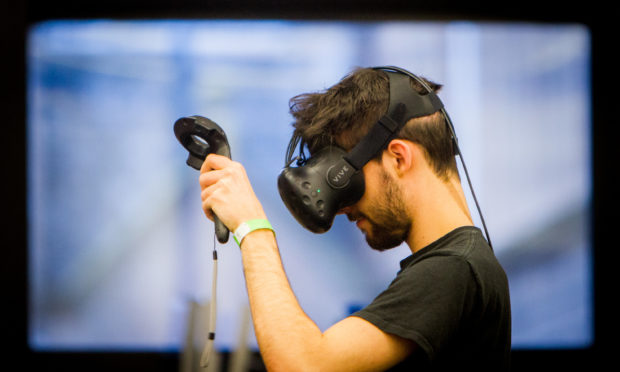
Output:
[{"xmin": 5, "ymin": 1, "xmax": 611, "ymax": 370}]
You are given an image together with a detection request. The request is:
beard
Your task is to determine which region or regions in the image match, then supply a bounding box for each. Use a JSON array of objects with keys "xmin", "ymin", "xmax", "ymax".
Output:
[{"xmin": 348, "ymin": 169, "xmax": 411, "ymax": 251}]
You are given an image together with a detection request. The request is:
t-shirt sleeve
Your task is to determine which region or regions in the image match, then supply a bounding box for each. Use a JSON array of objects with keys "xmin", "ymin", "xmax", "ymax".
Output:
[{"xmin": 352, "ymin": 254, "xmax": 478, "ymax": 362}]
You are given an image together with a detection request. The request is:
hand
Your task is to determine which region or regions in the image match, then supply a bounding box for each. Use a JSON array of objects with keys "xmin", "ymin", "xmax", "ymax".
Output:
[{"xmin": 199, "ymin": 154, "xmax": 267, "ymax": 233}]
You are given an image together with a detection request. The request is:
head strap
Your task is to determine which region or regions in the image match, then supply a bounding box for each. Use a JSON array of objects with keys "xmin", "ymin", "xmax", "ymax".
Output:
[{"xmin": 343, "ymin": 68, "xmax": 444, "ymax": 170}]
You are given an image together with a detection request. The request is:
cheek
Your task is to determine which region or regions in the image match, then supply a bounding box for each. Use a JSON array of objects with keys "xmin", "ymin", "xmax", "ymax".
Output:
[
  {"xmin": 360, "ymin": 165, "xmax": 382, "ymax": 202},
  {"xmin": 352, "ymin": 160, "xmax": 390, "ymax": 217},
  {"xmin": 355, "ymin": 185, "xmax": 378, "ymax": 218}
]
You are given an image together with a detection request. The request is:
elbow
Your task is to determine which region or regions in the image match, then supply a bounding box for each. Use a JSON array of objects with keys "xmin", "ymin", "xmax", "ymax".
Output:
[
  {"xmin": 260, "ymin": 340, "xmax": 330, "ymax": 372},
  {"xmin": 262, "ymin": 353, "xmax": 323, "ymax": 372}
]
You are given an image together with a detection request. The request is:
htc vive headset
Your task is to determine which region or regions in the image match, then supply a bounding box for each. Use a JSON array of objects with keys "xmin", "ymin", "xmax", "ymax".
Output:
[{"xmin": 277, "ymin": 66, "xmax": 457, "ymax": 233}]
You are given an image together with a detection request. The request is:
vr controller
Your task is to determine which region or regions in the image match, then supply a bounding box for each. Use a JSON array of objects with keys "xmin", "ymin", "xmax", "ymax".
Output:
[{"xmin": 174, "ymin": 115, "xmax": 231, "ymax": 243}]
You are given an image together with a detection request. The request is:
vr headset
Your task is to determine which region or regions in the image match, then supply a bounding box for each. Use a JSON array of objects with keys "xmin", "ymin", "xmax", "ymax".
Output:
[{"xmin": 277, "ymin": 66, "xmax": 461, "ymax": 234}]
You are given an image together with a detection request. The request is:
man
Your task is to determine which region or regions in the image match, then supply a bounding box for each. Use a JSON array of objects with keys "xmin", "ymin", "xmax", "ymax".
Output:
[{"xmin": 198, "ymin": 67, "xmax": 511, "ymax": 371}]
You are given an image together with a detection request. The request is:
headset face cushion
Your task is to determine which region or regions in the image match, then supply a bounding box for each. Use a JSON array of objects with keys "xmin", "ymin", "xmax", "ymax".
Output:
[{"xmin": 278, "ymin": 147, "xmax": 365, "ymax": 233}]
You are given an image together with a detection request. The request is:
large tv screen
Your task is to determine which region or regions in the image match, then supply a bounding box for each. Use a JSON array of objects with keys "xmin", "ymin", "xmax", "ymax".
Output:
[{"xmin": 27, "ymin": 20, "xmax": 592, "ymax": 352}]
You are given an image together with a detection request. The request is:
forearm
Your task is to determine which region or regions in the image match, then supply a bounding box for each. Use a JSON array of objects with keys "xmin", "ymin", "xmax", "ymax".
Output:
[
  {"xmin": 199, "ymin": 155, "xmax": 413, "ymax": 370},
  {"xmin": 239, "ymin": 229, "xmax": 324, "ymax": 371}
]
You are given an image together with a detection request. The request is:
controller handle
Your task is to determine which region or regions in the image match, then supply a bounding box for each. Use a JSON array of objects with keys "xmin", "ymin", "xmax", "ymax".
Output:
[{"xmin": 174, "ymin": 115, "xmax": 231, "ymax": 243}]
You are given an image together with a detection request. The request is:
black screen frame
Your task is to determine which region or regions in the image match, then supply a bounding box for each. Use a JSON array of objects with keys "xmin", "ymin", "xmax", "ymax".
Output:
[{"xmin": 4, "ymin": 1, "xmax": 612, "ymax": 370}]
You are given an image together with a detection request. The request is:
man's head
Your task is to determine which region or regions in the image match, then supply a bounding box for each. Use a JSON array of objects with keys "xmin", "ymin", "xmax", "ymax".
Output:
[
  {"xmin": 289, "ymin": 67, "xmax": 458, "ymax": 181},
  {"xmin": 284, "ymin": 67, "xmax": 463, "ymax": 250}
]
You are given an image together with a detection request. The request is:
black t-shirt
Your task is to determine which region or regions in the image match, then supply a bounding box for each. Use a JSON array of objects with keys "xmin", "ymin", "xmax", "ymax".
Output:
[{"xmin": 353, "ymin": 226, "xmax": 511, "ymax": 371}]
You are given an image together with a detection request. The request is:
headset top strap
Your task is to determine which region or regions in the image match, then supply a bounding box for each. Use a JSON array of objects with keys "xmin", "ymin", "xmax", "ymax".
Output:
[{"xmin": 344, "ymin": 69, "xmax": 444, "ymax": 170}]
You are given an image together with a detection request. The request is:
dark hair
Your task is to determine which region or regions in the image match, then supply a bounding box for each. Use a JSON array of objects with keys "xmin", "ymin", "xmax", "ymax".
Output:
[{"xmin": 288, "ymin": 67, "xmax": 458, "ymax": 180}]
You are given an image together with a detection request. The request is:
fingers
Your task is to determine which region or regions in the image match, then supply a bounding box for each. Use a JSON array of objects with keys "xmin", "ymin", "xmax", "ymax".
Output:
[
  {"xmin": 199, "ymin": 165, "xmax": 228, "ymax": 222},
  {"xmin": 200, "ymin": 178, "xmax": 228, "ymax": 220},
  {"xmin": 200, "ymin": 153, "xmax": 231, "ymax": 173},
  {"xmin": 199, "ymin": 154, "xmax": 238, "ymax": 189},
  {"xmin": 197, "ymin": 154, "xmax": 266, "ymax": 231},
  {"xmin": 199, "ymin": 155, "xmax": 229, "ymax": 222},
  {"xmin": 199, "ymin": 159, "xmax": 245, "ymax": 192}
]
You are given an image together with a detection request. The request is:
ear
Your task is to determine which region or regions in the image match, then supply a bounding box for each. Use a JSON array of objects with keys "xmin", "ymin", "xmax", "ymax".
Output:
[{"xmin": 384, "ymin": 139, "xmax": 414, "ymax": 176}]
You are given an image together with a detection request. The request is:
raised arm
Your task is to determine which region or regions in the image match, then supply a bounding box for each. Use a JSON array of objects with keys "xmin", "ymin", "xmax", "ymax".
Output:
[{"xmin": 199, "ymin": 154, "xmax": 416, "ymax": 371}]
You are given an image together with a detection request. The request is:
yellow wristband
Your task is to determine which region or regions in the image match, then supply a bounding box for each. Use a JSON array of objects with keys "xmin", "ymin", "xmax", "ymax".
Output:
[{"xmin": 233, "ymin": 219, "xmax": 274, "ymax": 246}]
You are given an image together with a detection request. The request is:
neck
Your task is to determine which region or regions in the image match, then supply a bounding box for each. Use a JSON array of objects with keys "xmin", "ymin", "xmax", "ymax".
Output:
[{"xmin": 406, "ymin": 173, "xmax": 473, "ymax": 253}]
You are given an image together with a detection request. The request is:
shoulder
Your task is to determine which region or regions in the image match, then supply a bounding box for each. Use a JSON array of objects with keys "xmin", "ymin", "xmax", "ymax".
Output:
[{"xmin": 402, "ymin": 226, "xmax": 503, "ymax": 283}]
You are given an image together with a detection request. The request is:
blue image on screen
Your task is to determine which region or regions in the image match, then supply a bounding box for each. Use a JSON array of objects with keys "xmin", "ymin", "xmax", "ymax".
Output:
[{"xmin": 27, "ymin": 20, "xmax": 592, "ymax": 351}]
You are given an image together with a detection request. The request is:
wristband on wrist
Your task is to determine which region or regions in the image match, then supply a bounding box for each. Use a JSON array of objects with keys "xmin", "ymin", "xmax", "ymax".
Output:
[{"xmin": 233, "ymin": 219, "xmax": 274, "ymax": 246}]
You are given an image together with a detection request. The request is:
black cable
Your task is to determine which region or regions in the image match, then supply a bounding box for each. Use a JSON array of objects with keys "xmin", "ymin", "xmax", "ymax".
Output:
[
  {"xmin": 381, "ymin": 65, "xmax": 494, "ymax": 250},
  {"xmin": 442, "ymin": 108, "xmax": 493, "ymax": 250},
  {"xmin": 200, "ymin": 233, "xmax": 219, "ymax": 367}
]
